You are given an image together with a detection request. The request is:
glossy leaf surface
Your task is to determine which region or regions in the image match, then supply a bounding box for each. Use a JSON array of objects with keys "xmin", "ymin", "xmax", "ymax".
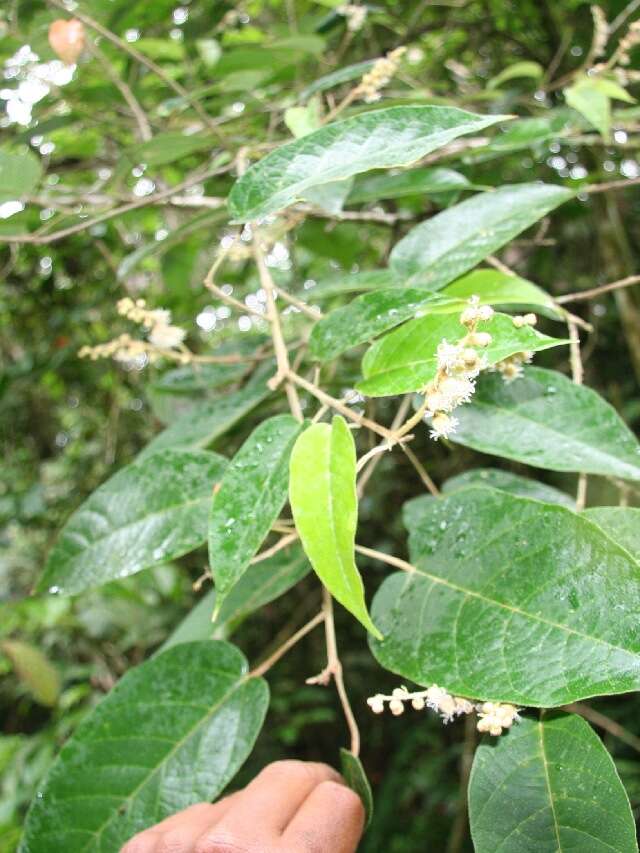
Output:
[
  {"xmin": 147, "ymin": 362, "xmax": 248, "ymax": 424},
  {"xmin": 358, "ymin": 312, "xmax": 567, "ymax": 397},
  {"xmin": 20, "ymin": 642, "xmax": 268, "ymax": 853},
  {"xmin": 370, "ymin": 487, "xmax": 640, "ymax": 705},
  {"xmin": 209, "ymin": 415, "xmax": 304, "ymax": 608},
  {"xmin": 442, "ymin": 468, "xmax": 575, "ymax": 508},
  {"xmin": 228, "ymin": 106, "xmax": 506, "ymax": 221},
  {"xmin": 289, "ymin": 417, "xmax": 381, "ymax": 638},
  {"xmin": 452, "ymin": 367, "xmax": 640, "ymax": 481},
  {"xmin": 389, "ymin": 183, "xmax": 573, "ymax": 287},
  {"xmin": 38, "ymin": 450, "xmax": 227, "ymax": 595},
  {"xmin": 469, "ymin": 713, "xmax": 637, "ymax": 853},
  {"xmin": 440, "ymin": 269, "xmax": 559, "ymax": 316},
  {"xmin": 583, "ymin": 507, "xmax": 640, "ymax": 560}
]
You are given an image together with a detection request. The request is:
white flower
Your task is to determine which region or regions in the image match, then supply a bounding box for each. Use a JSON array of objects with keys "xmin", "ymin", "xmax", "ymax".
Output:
[
  {"xmin": 149, "ymin": 323, "xmax": 186, "ymax": 349},
  {"xmin": 436, "ymin": 340, "xmax": 463, "ymax": 373},
  {"xmin": 429, "ymin": 412, "xmax": 458, "ymax": 440},
  {"xmin": 476, "ymin": 702, "xmax": 520, "ymax": 736},
  {"xmin": 438, "ymin": 376, "xmax": 475, "ymax": 408}
]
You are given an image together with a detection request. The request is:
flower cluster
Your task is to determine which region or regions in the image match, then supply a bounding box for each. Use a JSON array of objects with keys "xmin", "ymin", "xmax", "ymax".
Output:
[
  {"xmin": 367, "ymin": 685, "xmax": 520, "ymax": 737},
  {"xmin": 424, "ymin": 296, "xmax": 493, "ymax": 440},
  {"xmin": 590, "ymin": 5, "xmax": 609, "ymax": 62},
  {"xmin": 78, "ymin": 298, "xmax": 189, "ymax": 365},
  {"xmin": 117, "ymin": 297, "xmax": 186, "ymax": 350},
  {"xmin": 337, "ymin": 4, "xmax": 368, "ymax": 32},
  {"xmin": 493, "ymin": 351, "xmax": 533, "ymax": 383},
  {"xmin": 511, "ymin": 313, "xmax": 537, "ymax": 329},
  {"xmin": 355, "ymin": 47, "xmax": 406, "ymax": 103}
]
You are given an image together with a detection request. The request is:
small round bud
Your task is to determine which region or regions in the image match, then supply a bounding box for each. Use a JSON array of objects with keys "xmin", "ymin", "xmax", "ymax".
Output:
[
  {"xmin": 523, "ymin": 313, "xmax": 537, "ymax": 326},
  {"xmin": 512, "ymin": 315, "xmax": 526, "ymax": 328},
  {"xmin": 411, "ymin": 697, "xmax": 426, "ymax": 711},
  {"xmin": 477, "ymin": 305, "xmax": 494, "ymax": 321},
  {"xmin": 367, "ymin": 696, "xmax": 385, "ymax": 714},
  {"xmin": 389, "ymin": 699, "xmax": 404, "ymax": 716},
  {"xmin": 468, "ymin": 331, "xmax": 492, "ymax": 348}
]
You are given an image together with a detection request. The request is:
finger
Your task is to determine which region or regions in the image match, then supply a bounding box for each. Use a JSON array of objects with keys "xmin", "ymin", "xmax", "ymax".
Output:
[
  {"xmin": 197, "ymin": 760, "xmax": 341, "ymax": 846},
  {"xmin": 120, "ymin": 796, "xmax": 239, "ymax": 853},
  {"xmin": 281, "ymin": 780, "xmax": 365, "ymax": 853}
]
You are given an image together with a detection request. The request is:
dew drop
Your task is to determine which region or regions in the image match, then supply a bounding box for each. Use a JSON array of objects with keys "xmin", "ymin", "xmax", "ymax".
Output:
[{"xmin": 49, "ymin": 585, "xmax": 60, "ymax": 594}]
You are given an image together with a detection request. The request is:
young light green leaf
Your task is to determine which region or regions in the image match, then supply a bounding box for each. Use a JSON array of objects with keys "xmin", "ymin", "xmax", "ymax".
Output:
[
  {"xmin": 160, "ymin": 544, "xmax": 310, "ymax": 652},
  {"xmin": 0, "ymin": 149, "xmax": 42, "ymax": 202},
  {"xmin": 38, "ymin": 450, "xmax": 227, "ymax": 595},
  {"xmin": 348, "ymin": 167, "xmax": 475, "ymax": 204},
  {"xmin": 389, "ymin": 183, "xmax": 573, "ymax": 286},
  {"xmin": 566, "ymin": 79, "xmax": 612, "ymax": 140},
  {"xmin": 139, "ymin": 364, "xmax": 272, "ymax": 459},
  {"xmin": 228, "ymin": 106, "xmax": 508, "ymax": 221},
  {"xmin": 469, "ymin": 713, "xmax": 638, "ymax": 853},
  {"xmin": 209, "ymin": 415, "xmax": 304, "ymax": 610},
  {"xmin": 309, "ymin": 289, "xmax": 459, "ymax": 362},
  {"xmin": 442, "ymin": 467, "xmax": 575, "ymax": 508},
  {"xmin": 440, "ymin": 269, "xmax": 560, "ymax": 317},
  {"xmin": 487, "ymin": 60, "xmax": 543, "ymax": 90},
  {"xmin": 1, "ymin": 641, "xmax": 61, "ymax": 707},
  {"xmin": 358, "ymin": 312, "xmax": 567, "ymax": 397},
  {"xmin": 370, "ymin": 486, "xmax": 640, "ymax": 705},
  {"xmin": 477, "ymin": 111, "xmax": 573, "ymax": 156},
  {"xmin": 340, "ymin": 749, "xmax": 373, "ymax": 828},
  {"xmin": 583, "ymin": 507, "xmax": 640, "ymax": 561},
  {"xmin": 20, "ymin": 642, "xmax": 269, "ymax": 853},
  {"xmin": 452, "ymin": 367, "xmax": 640, "ymax": 481},
  {"xmin": 290, "ymin": 417, "xmax": 382, "ymax": 638}
]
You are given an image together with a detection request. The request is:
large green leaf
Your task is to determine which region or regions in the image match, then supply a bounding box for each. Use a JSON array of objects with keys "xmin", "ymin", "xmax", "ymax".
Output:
[
  {"xmin": 583, "ymin": 507, "xmax": 640, "ymax": 560},
  {"xmin": 0, "ymin": 149, "xmax": 42, "ymax": 202},
  {"xmin": 452, "ymin": 367, "xmax": 640, "ymax": 481},
  {"xmin": 358, "ymin": 312, "xmax": 567, "ymax": 397},
  {"xmin": 440, "ymin": 269, "xmax": 560, "ymax": 317},
  {"xmin": 370, "ymin": 486, "xmax": 640, "ymax": 705},
  {"xmin": 139, "ymin": 365, "xmax": 272, "ymax": 459},
  {"xmin": 389, "ymin": 183, "xmax": 573, "ymax": 287},
  {"xmin": 348, "ymin": 167, "xmax": 475, "ymax": 204},
  {"xmin": 20, "ymin": 642, "xmax": 269, "ymax": 853},
  {"xmin": 469, "ymin": 712, "xmax": 638, "ymax": 853},
  {"xmin": 228, "ymin": 106, "xmax": 507, "ymax": 221},
  {"xmin": 38, "ymin": 450, "xmax": 227, "ymax": 595},
  {"xmin": 209, "ymin": 415, "xmax": 304, "ymax": 610},
  {"xmin": 487, "ymin": 60, "xmax": 543, "ymax": 90},
  {"xmin": 160, "ymin": 544, "xmax": 310, "ymax": 651},
  {"xmin": 442, "ymin": 468, "xmax": 575, "ymax": 508},
  {"xmin": 1, "ymin": 641, "xmax": 61, "ymax": 708},
  {"xmin": 309, "ymin": 289, "xmax": 458, "ymax": 362},
  {"xmin": 565, "ymin": 76, "xmax": 634, "ymax": 141},
  {"xmin": 289, "ymin": 417, "xmax": 382, "ymax": 638}
]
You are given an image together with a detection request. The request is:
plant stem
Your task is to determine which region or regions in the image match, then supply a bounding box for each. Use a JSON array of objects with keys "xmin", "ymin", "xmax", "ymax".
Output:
[
  {"xmin": 556, "ymin": 274, "xmax": 640, "ymax": 304},
  {"xmin": 250, "ymin": 611, "xmax": 325, "ymax": 678}
]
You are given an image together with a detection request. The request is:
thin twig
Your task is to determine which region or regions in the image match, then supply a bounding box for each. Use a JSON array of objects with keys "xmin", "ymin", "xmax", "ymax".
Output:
[
  {"xmin": 400, "ymin": 443, "xmax": 440, "ymax": 496},
  {"xmin": 250, "ymin": 532, "xmax": 299, "ymax": 565},
  {"xmin": 556, "ymin": 274, "xmax": 640, "ymax": 304},
  {"xmin": 87, "ymin": 42, "xmax": 152, "ymax": 141},
  {"xmin": 0, "ymin": 167, "xmax": 225, "ymax": 245},
  {"xmin": 307, "ymin": 588, "xmax": 361, "ymax": 756},
  {"xmin": 254, "ymin": 240, "xmax": 303, "ymax": 420},
  {"xmin": 272, "ymin": 283, "xmax": 323, "ymax": 320},
  {"xmin": 567, "ymin": 316, "xmax": 587, "ymax": 510},
  {"xmin": 586, "ymin": 176, "xmax": 640, "ymax": 194},
  {"xmin": 354, "ymin": 544, "xmax": 415, "ymax": 573},
  {"xmin": 250, "ymin": 611, "xmax": 325, "ymax": 678}
]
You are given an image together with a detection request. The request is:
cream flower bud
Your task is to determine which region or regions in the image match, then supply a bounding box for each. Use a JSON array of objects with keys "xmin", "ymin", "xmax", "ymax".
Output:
[
  {"xmin": 389, "ymin": 699, "xmax": 404, "ymax": 716},
  {"xmin": 477, "ymin": 305, "xmax": 494, "ymax": 321},
  {"xmin": 149, "ymin": 324, "xmax": 186, "ymax": 349},
  {"xmin": 429, "ymin": 412, "xmax": 458, "ymax": 440},
  {"xmin": 467, "ymin": 331, "xmax": 492, "ymax": 348},
  {"xmin": 523, "ymin": 313, "xmax": 537, "ymax": 326},
  {"xmin": 411, "ymin": 697, "xmax": 426, "ymax": 711},
  {"xmin": 367, "ymin": 696, "xmax": 385, "ymax": 714}
]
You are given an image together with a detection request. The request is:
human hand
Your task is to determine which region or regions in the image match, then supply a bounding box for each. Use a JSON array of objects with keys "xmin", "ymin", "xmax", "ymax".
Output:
[{"xmin": 121, "ymin": 759, "xmax": 365, "ymax": 853}]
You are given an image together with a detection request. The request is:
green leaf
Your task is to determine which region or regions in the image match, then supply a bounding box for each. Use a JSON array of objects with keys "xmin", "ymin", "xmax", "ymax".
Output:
[
  {"xmin": 160, "ymin": 544, "xmax": 310, "ymax": 651},
  {"xmin": 290, "ymin": 417, "xmax": 382, "ymax": 638},
  {"xmin": 209, "ymin": 415, "xmax": 304, "ymax": 609},
  {"xmin": 228, "ymin": 106, "xmax": 508, "ymax": 221},
  {"xmin": 358, "ymin": 312, "xmax": 567, "ymax": 397},
  {"xmin": 469, "ymin": 712, "xmax": 638, "ymax": 853},
  {"xmin": 20, "ymin": 642, "xmax": 269, "ymax": 853},
  {"xmin": 284, "ymin": 101, "xmax": 322, "ymax": 138},
  {"xmin": 340, "ymin": 749, "xmax": 373, "ymax": 828},
  {"xmin": 139, "ymin": 365, "xmax": 272, "ymax": 459},
  {"xmin": 451, "ymin": 367, "xmax": 640, "ymax": 481},
  {"xmin": 348, "ymin": 167, "xmax": 475, "ymax": 204},
  {"xmin": 146, "ymin": 361, "xmax": 248, "ymax": 425},
  {"xmin": 442, "ymin": 468, "xmax": 575, "ymax": 508},
  {"xmin": 299, "ymin": 60, "xmax": 375, "ymax": 101},
  {"xmin": 121, "ymin": 132, "xmax": 211, "ymax": 168},
  {"xmin": 0, "ymin": 149, "xmax": 42, "ymax": 202},
  {"xmin": 309, "ymin": 289, "xmax": 459, "ymax": 362},
  {"xmin": 1, "ymin": 641, "xmax": 61, "ymax": 707},
  {"xmin": 389, "ymin": 183, "xmax": 573, "ymax": 286},
  {"xmin": 566, "ymin": 79, "xmax": 612, "ymax": 140},
  {"xmin": 38, "ymin": 450, "xmax": 227, "ymax": 595},
  {"xmin": 478, "ymin": 112, "xmax": 573, "ymax": 156},
  {"xmin": 307, "ymin": 269, "xmax": 406, "ymax": 299},
  {"xmin": 304, "ymin": 177, "xmax": 354, "ymax": 214},
  {"xmin": 487, "ymin": 60, "xmax": 543, "ymax": 90},
  {"xmin": 583, "ymin": 507, "xmax": 640, "ymax": 560},
  {"xmin": 440, "ymin": 269, "xmax": 560, "ymax": 317},
  {"xmin": 370, "ymin": 486, "xmax": 640, "ymax": 705}
]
